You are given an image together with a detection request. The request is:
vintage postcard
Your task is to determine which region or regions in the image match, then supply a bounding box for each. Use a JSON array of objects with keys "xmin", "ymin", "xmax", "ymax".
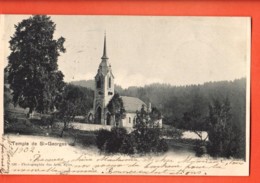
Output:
[{"xmin": 0, "ymin": 15, "xmax": 250, "ymax": 175}]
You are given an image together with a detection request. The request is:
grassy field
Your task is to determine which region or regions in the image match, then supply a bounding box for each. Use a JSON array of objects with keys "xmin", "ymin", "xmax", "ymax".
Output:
[{"xmin": 4, "ymin": 107, "xmax": 203, "ymax": 155}]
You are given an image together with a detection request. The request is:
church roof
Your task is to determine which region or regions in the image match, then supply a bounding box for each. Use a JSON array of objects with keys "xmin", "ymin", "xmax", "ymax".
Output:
[
  {"xmin": 121, "ymin": 96, "xmax": 146, "ymax": 113},
  {"xmin": 96, "ymin": 34, "xmax": 114, "ymax": 77},
  {"xmin": 101, "ymin": 34, "xmax": 108, "ymax": 60}
]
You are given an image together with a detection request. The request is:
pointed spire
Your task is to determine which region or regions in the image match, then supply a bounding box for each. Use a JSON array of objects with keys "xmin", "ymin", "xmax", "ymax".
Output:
[{"xmin": 101, "ymin": 32, "xmax": 108, "ymax": 59}]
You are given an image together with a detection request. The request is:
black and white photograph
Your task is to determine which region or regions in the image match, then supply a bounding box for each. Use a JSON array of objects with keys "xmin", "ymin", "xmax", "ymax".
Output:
[{"xmin": 0, "ymin": 15, "xmax": 250, "ymax": 175}]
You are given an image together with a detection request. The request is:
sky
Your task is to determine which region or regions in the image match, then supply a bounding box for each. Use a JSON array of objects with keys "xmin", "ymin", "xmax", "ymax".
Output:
[{"xmin": 1, "ymin": 15, "xmax": 251, "ymax": 88}]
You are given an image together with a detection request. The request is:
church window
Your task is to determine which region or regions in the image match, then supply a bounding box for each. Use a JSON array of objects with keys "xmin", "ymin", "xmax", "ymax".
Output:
[
  {"xmin": 106, "ymin": 113, "xmax": 111, "ymax": 125},
  {"xmin": 129, "ymin": 117, "xmax": 131, "ymax": 123},
  {"xmin": 109, "ymin": 77, "xmax": 111, "ymax": 88},
  {"xmin": 95, "ymin": 107, "xmax": 102, "ymax": 124},
  {"xmin": 97, "ymin": 78, "xmax": 101, "ymax": 89}
]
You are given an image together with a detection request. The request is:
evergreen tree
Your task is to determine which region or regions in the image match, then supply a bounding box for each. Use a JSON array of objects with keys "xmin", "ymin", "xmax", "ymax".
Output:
[
  {"xmin": 6, "ymin": 15, "xmax": 66, "ymax": 116},
  {"xmin": 132, "ymin": 105, "xmax": 168, "ymax": 153},
  {"xmin": 207, "ymin": 97, "xmax": 234, "ymax": 157},
  {"xmin": 107, "ymin": 93, "xmax": 125, "ymax": 124}
]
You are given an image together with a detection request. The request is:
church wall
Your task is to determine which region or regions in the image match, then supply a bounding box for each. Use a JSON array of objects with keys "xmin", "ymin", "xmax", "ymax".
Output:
[{"xmin": 121, "ymin": 113, "xmax": 136, "ymax": 128}]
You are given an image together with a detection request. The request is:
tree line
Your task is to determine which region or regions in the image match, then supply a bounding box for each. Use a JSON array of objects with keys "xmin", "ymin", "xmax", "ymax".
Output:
[
  {"xmin": 118, "ymin": 79, "xmax": 246, "ymax": 129},
  {"xmin": 117, "ymin": 78, "xmax": 246, "ymax": 158}
]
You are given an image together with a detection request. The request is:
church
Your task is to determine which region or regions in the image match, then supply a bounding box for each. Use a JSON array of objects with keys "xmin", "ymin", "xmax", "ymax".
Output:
[{"xmin": 88, "ymin": 35, "xmax": 162, "ymax": 128}]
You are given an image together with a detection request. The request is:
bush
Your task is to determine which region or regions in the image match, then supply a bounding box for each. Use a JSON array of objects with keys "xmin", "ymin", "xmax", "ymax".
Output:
[
  {"xmin": 132, "ymin": 128, "xmax": 158, "ymax": 153},
  {"xmin": 96, "ymin": 106, "xmax": 169, "ymax": 155},
  {"xmin": 193, "ymin": 142, "xmax": 207, "ymax": 157},
  {"xmin": 156, "ymin": 139, "xmax": 169, "ymax": 153},
  {"xmin": 95, "ymin": 126, "xmax": 168, "ymax": 155},
  {"xmin": 130, "ymin": 127, "xmax": 169, "ymax": 154},
  {"xmin": 96, "ymin": 129, "xmax": 112, "ymax": 151},
  {"xmin": 132, "ymin": 106, "xmax": 169, "ymax": 154},
  {"xmin": 106, "ymin": 127, "xmax": 128, "ymax": 153},
  {"xmin": 119, "ymin": 134, "xmax": 135, "ymax": 154},
  {"xmin": 96, "ymin": 127, "xmax": 132, "ymax": 154},
  {"xmin": 41, "ymin": 115, "xmax": 55, "ymax": 126}
]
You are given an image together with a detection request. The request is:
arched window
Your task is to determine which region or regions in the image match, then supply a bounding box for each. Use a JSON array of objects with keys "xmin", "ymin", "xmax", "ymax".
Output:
[
  {"xmin": 108, "ymin": 77, "xmax": 111, "ymax": 88},
  {"xmin": 106, "ymin": 113, "xmax": 111, "ymax": 125},
  {"xmin": 95, "ymin": 107, "xmax": 102, "ymax": 124},
  {"xmin": 129, "ymin": 117, "xmax": 131, "ymax": 123},
  {"xmin": 133, "ymin": 117, "xmax": 138, "ymax": 128},
  {"xmin": 97, "ymin": 78, "xmax": 101, "ymax": 89}
]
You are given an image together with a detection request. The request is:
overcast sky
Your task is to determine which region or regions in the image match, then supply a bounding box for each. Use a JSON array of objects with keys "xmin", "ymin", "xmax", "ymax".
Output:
[{"xmin": 1, "ymin": 15, "xmax": 250, "ymax": 88}]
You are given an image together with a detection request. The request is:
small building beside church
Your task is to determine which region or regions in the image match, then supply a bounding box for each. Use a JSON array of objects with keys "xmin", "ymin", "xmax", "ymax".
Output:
[
  {"xmin": 88, "ymin": 35, "xmax": 162, "ymax": 128},
  {"xmin": 120, "ymin": 96, "xmax": 146, "ymax": 128}
]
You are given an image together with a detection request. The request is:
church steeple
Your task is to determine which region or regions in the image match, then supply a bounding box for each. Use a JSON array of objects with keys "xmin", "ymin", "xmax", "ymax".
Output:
[
  {"xmin": 101, "ymin": 33, "xmax": 108, "ymax": 60},
  {"xmin": 93, "ymin": 33, "xmax": 115, "ymax": 125}
]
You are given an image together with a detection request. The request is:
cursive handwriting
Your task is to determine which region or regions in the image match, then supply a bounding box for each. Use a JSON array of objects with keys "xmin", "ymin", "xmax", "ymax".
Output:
[{"xmin": 0, "ymin": 137, "xmax": 247, "ymax": 175}]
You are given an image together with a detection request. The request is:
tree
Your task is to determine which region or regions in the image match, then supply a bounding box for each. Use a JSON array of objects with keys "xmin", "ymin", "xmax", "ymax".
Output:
[
  {"xmin": 132, "ymin": 105, "xmax": 168, "ymax": 153},
  {"xmin": 6, "ymin": 15, "xmax": 66, "ymax": 116},
  {"xmin": 149, "ymin": 107, "xmax": 162, "ymax": 126},
  {"xmin": 107, "ymin": 93, "xmax": 125, "ymax": 125},
  {"xmin": 207, "ymin": 97, "xmax": 234, "ymax": 157},
  {"xmin": 182, "ymin": 108, "xmax": 208, "ymax": 157},
  {"xmin": 182, "ymin": 92, "xmax": 208, "ymax": 141},
  {"xmin": 119, "ymin": 79, "xmax": 246, "ymax": 131},
  {"xmin": 96, "ymin": 127, "xmax": 135, "ymax": 154},
  {"xmin": 57, "ymin": 84, "xmax": 94, "ymax": 137},
  {"xmin": 4, "ymin": 69, "xmax": 12, "ymax": 111}
]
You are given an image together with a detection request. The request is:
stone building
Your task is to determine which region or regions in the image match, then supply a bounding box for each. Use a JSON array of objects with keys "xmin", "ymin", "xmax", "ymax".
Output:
[
  {"xmin": 92, "ymin": 35, "xmax": 115, "ymax": 125},
  {"xmin": 90, "ymin": 35, "xmax": 162, "ymax": 128}
]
